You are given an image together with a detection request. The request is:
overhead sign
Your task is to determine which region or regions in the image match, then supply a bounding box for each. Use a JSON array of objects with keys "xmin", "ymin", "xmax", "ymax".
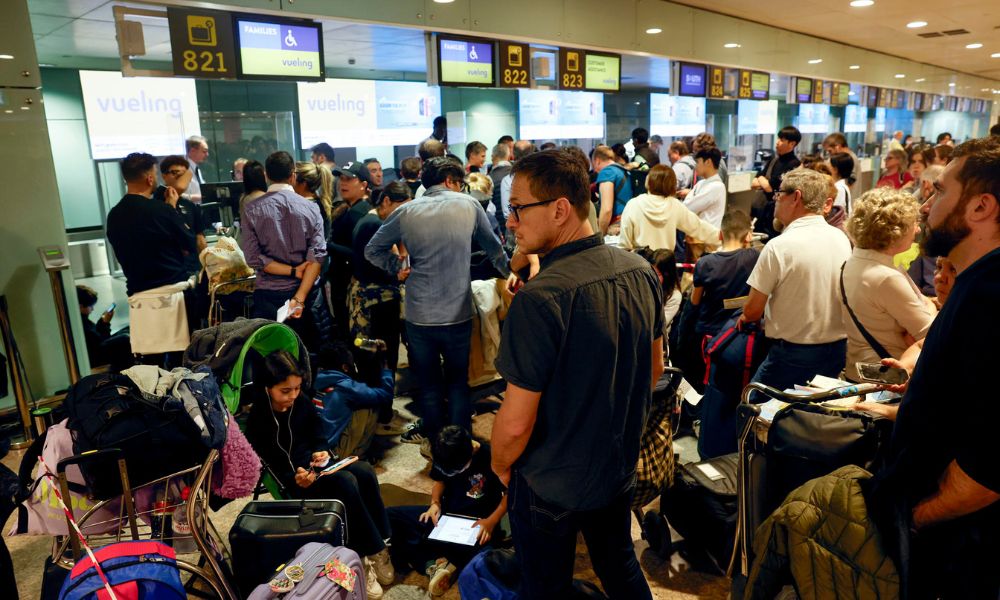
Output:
[
  {"xmin": 795, "ymin": 78, "xmax": 812, "ymax": 103},
  {"xmin": 585, "ymin": 53, "xmax": 620, "ymax": 91},
  {"xmin": 167, "ymin": 7, "xmax": 237, "ymax": 79},
  {"xmin": 737, "ymin": 70, "xmax": 769, "ymax": 100},
  {"xmin": 812, "ymin": 79, "xmax": 825, "ymax": 104},
  {"xmin": 559, "ymin": 48, "xmax": 585, "ymax": 90},
  {"xmin": 234, "ymin": 15, "xmax": 324, "ymax": 81},
  {"xmin": 499, "ymin": 41, "xmax": 530, "ymax": 88},
  {"xmin": 438, "ymin": 36, "xmax": 495, "ymax": 87},
  {"xmin": 831, "ymin": 82, "xmax": 850, "ymax": 106},
  {"xmin": 708, "ymin": 65, "xmax": 725, "ymax": 99},
  {"xmin": 676, "ymin": 63, "xmax": 707, "ymax": 97}
]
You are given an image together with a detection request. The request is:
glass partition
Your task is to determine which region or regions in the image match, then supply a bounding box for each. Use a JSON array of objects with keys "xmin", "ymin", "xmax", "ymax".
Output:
[{"xmin": 197, "ymin": 111, "xmax": 296, "ymax": 181}]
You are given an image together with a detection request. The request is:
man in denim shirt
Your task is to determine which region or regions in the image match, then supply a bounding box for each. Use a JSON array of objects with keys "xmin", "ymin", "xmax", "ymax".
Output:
[{"xmin": 366, "ymin": 157, "xmax": 509, "ymax": 442}]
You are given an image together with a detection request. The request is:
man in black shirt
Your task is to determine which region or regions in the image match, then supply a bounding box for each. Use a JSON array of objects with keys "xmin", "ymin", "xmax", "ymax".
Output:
[
  {"xmin": 106, "ymin": 153, "xmax": 197, "ymax": 297},
  {"xmin": 492, "ymin": 149, "xmax": 663, "ymax": 599},
  {"xmin": 154, "ymin": 155, "xmax": 208, "ymax": 275},
  {"xmin": 871, "ymin": 136, "xmax": 1000, "ymax": 598},
  {"xmin": 630, "ymin": 126, "xmax": 660, "ymax": 168},
  {"xmin": 752, "ymin": 125, "xmax": 802, "ymax": 239},
  {"xmin": 327, "ymin": 161, "xmax": 374, "ymax": 340}
]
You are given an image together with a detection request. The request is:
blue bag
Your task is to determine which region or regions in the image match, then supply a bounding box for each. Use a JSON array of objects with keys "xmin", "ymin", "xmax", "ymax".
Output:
[
  {"xmin": 457, "ymin": 550, "xmax": 519, "ymax": 600},
  {"xmin": 58, "ymin": 540, "xmax": 184, "ymax": 600}
]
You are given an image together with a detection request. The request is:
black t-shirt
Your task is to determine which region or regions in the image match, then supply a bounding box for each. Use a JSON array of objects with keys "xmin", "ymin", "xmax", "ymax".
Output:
[
  {"xmin": 430, "ymin": 443, "xmax": 504, "ymax": 519},
  {"xmin": 875, "ymin": 247, "xmax": 1000, "ymax": 532},
  {"xmin": 754, "ymin": 152, "xmax": 801, "ymax": 237},
  {"xmin": 495, "ymin": 235, "xmax": 664, "ymax": 510},
  {"xmin": 329, "ymin": 200, "xmax": 374, "ymax": 271},
  {"xmin": 106, "ymin": 193, "xmax": 198, "ymax": 295},
  {"xmin": 351, "ymin": 213, "xmax": 397, "ymax": 286},
  {"xmin": 153, "ymin": 186, "xmax": 207, "ymax": 273},
  {"xmin": 693, "ymin": 248, "xmax": 760, "ymax": 335}
]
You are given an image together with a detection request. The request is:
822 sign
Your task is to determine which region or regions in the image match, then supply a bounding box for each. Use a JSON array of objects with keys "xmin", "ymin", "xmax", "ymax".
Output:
[
  {"xmin": 499, "ymin": 41, "xmax": 530, "ymax": 88},
  {"xmin": 168, "ymin": 7, "xmax": 237, "ymax": 80}
]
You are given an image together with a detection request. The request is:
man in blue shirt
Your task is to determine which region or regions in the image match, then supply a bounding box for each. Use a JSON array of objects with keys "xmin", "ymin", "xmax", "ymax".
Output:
[
  {"xmin": 366, "ymin": 157, "xmax": 509, "ymax": 443},
  {"xmin": 592, "ymin": 144, "xmax": 633, "ymax": 235}
]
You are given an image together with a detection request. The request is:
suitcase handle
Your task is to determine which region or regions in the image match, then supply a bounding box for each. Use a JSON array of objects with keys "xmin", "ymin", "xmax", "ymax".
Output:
[
  {"xmin": 739, "ymin": 381, "xmax": 879, "ymax": 406},
  {"xmin": 56, "ymin": 448, "xmax": 125, "ymax": 474},
  {"xmin": 55, "ymin": 448, "xmax": 140, "ymax": 553}
]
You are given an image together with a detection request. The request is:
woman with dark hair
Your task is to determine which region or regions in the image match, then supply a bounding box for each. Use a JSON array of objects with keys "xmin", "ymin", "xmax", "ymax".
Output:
[
  {"xmin": 634, "ymin": 246, "xmax": 682, "ymax": 351},
  {"xmin": 829, "ymin": 152, "xmax": 855, "ymax": 213},
  {"xmin": 239, "ymin": 160, "xmax": 268, "ymax": 223},
  {"xmin": 243, "ymin": 350, "xmax": 394, "ymax": 599}
]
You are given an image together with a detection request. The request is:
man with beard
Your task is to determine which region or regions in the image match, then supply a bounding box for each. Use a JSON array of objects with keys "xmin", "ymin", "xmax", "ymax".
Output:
[{"xmin": 868, "ymin": 136, "xmax": 1000, "ymax": 598}]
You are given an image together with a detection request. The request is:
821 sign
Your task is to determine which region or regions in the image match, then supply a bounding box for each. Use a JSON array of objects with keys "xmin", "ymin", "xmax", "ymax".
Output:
[{"xmin": 168, "ymin": 7, "xmax": 237, "ymax": 80}]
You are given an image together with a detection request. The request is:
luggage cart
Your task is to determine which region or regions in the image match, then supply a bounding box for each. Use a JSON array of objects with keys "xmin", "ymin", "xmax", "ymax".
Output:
[
  {"xmin": 729, "ymin": 381, "xmax": 881, "ymax": 593},
  {"xmin": 47, "ymin": 448, "xmax": 237, "ymax": 600},
  {"xmin": 208, "ymin": 275, "xmax": 255, "ymax": 326}
]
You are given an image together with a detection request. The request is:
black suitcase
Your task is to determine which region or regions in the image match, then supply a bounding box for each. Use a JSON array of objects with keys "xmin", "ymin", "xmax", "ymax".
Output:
[
  {"xmin": 661, "ymin": 452, "xmax": 738, "ymax": 574},
  {"xmin": 229, "ymin": 499, "xmax": 347, "ymax": 597}
]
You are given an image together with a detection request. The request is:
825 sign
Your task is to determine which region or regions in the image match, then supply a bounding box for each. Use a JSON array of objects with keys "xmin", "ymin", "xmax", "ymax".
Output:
[{"xmin": 168, "ymin": 7, "xmax": 237, "ymax": 80}]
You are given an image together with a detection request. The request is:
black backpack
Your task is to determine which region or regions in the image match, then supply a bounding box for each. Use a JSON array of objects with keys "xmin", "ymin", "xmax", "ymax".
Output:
[
  {"xmin": 627, "ymin": 168, "xmax": 648, "ymax": 197},
  {"xmin": 64, "ymin": 373, "xmax": 208, "ymax": 499}
]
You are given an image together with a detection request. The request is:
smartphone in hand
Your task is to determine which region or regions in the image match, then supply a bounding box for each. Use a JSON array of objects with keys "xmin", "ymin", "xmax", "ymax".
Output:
[
  {"xmin": 856, "ymin": 362, "xmax": 909, "ymax": 386},
  {"xmin": 104, "ymin": 302, "xmax": 116, "ymax": 314}
]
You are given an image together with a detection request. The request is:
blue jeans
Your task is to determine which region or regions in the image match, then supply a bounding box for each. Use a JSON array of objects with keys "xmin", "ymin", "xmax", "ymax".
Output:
[
  {"xmin": 751, "ymin": 338, "xmax": 847, "ymax": 393},
  {"xmin": 404, "ymin": 320, "xmax": 472, "ymax": 438},
  {"xmin": 508, "ymin": 472, "xmax": 652, "ymax": 600}
]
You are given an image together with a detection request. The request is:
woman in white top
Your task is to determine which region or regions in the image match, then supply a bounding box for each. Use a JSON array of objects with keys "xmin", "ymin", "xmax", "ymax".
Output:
[
  {"xmin": 841, "ymin": 187, "xmax": 935, "ymax": 382},
  {"xmin": 619, "ymin": 164, "xmax": 719, "ymax": 252},
  {"xmin": 829, "ymin": 152, "xmax": 855, "ymax": 214}
]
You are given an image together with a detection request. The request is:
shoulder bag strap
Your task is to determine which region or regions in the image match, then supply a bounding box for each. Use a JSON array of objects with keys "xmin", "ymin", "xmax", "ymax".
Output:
[{"xmin": 839, "ymin": 262, "xmax": 891, "ymax": 359}]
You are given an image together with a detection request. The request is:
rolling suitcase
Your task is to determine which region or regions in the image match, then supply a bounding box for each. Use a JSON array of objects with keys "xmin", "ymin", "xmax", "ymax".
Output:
[
  {"xmin": 245, "ymin": 542, "xmax": 364, "ymax": 600},
  {"xmin": 229, "ymin": 499, "xmax": 347, "ymax": 597}
]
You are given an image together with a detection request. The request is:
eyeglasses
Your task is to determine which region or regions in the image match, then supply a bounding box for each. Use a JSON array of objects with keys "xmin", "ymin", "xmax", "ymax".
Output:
[
  {"xmin": 166, "ymin": 169, "xmax": 187, "ymax": 177},
  {"xmin": 508, "ymin": 198, "xmax": 560, "ymax": 222},
  {"xmin": 774, "ymin": 188, "xmax": 796, "ymax": 200}
]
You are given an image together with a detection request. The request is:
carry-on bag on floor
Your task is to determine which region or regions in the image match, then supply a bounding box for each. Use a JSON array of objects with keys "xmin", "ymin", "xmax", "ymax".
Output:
[
  {"xmin": 246, "ymin": 542, "xmax": 364, "ymax": 600},
  {"xmin": 731, "ymin": 381, "xmax": 887, "ymax": 589},
  {"xmin": 230, "ymin": 499, "xmax": 347, "ymax": 597},
  {"xmin": 661, "ymin": 452, "xmax": 739, "ymax": 573},
  {"xmin": 57, "ymin": 540, "xmax": 185, "ymax": 600}
]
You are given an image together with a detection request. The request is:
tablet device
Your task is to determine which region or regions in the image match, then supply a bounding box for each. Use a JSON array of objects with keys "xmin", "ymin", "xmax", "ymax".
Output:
[{"xmin": 427, "ymin": 514, "xmax": 480, "ymax": 546}]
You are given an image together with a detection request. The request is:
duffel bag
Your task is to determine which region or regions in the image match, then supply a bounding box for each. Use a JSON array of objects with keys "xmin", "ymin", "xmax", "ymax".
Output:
[
  {"xmin": 246, "ymin": 542, "xmax": 364, "ymax": 600},
  {"xmin": 230, "ymin": 499, "xmax": 347, "ymax": 597},
  {"xmin": 57, "ymin": 540, "xmax": 184, "ymax": 600},
  {"xmin": 64, "ymin": 373, "xmax": 208, "ymax": 500}
]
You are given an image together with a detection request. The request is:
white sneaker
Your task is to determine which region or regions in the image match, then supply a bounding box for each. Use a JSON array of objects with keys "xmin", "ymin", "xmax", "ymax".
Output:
[
  {"xmin": 428, "ymin": 560, "xmax": 456, "ymax": 597},
  {"xmin": 367, "ymin": 547, "xmax": 395, "ymax": 586},
  {"xmin": 364, "ymin": 558, "xmax": 384, "ymax": 600}
]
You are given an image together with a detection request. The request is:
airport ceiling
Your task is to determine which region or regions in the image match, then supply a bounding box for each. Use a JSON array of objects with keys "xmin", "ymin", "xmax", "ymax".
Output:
[
  {"xmin": 669, "ymin": 0, "xmax": 1000, "ymax": 81},
  {"xmin": 26, "ymin": 0, "xmax": 1000, "ymax": 86}
]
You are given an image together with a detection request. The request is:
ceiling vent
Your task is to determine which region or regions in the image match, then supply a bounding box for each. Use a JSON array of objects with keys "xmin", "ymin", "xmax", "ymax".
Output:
[
  {"xmin": 942, "ymin": 29, "xmax": 970, "ymax": 35},
  {"xmin": 918, "ymin": 32, "xmax": 944, "ymax": 38}
]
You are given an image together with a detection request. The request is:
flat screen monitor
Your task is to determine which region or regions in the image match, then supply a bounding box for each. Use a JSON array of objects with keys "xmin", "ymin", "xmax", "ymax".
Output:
[
  {"xmin": 676, "ymin": 63, "xmax": 707, "ymax": 97},
  {"xmin": 437, "ymin": 36, "xmax": 495, "ymax": 87},
  {"xmin": 298, "ymin": 79, "xmax": 441, "ymax": 148},
  {"xmin": 649, "ymin": 94, "xmax": 706, "ymax": 137},
  {"xmin": 737, "ymin": 99, "xmax": 778, "ymax": 136},
  {"xmin": 798, "ymin": 103, "xmax": 830, "ymax": 134},
  {"xmin": 518, "ymin": 89, "xmax": 604, "ymax": 140},
  {"xmin": 874, "ymin": 107, "xmax": 886, "ymax": 132},
  {"xmin": 202, "ymin": 181, "xmax": 244, "ymax": 212},
  {"xmin": 750, "ymin": 72, "xmax": 770, "ymax": 100},
  {"xmin": 795, "ymin": 78, "xmax": 813, "ymax": 104},
  {"xmin": 585, "ymin": 53, "xmax": 620, "ymax": 92},
  {"xmin": 234, "ymin": 16, "xmax": 324, "ymax": 81},
  {"xmin": 79, "ymin": 70, "xmax": 201, "ymax": 160},
  {"xmin": 844, "ymin": 105, "xmax": 868, "ymax": 133}
]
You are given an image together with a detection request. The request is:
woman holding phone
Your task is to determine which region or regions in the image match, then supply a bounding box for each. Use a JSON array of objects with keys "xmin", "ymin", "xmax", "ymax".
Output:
[{"xmin": 244, "ymin": 350, "xmax": 394, "ymax": 598}]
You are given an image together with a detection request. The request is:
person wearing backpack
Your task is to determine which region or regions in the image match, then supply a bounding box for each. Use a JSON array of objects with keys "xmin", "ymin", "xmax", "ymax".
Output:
[{"xmin": 592, "ymin": 145, "xmax": 633, "ymax": 235}]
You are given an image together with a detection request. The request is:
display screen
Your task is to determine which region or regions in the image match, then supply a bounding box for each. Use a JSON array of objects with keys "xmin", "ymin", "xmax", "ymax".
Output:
[
  {"xmin": 677, "ymin": 63, "xmax": 707, "ymax": 97},
  {"xmin": 874, "ymin": 107, "xmax": 886, "ymax": 132},
  {"xmin": 750, "ymin": 72, "xmax": 769, "ymax": 100},
  {"xmin": 585, "ymin": 53, "xmax": 620, "ymax": 91},
  {"xmin": 834, "ymin": 82, "xmax": 851, "ymax": 106},
  {"xmin": 79, "ymin": 70, "xmax": 201, "ymax": 160},
  {"xmin": 438, "ymin": 37, "xmax": 494, "ymax": 87},
  {"xmin": 649, "ymin": 94, "xmax": 706, "ymax": 137},
  {"xmin": 844, "ymin": 105, "xmax": 868, "ymax": 133},
  {"xmin": 235, "ymin": 17, "xmax": 324, "ymax": 81},
  {"xmin": 518, "ymin": 89, "xmax": 604, "ymax": 140},
  {"xmin": 737, "ymin": 99, "xmax": 778, "ymax": 136},
  {"xmin": 795, "ymin": 78, "xmax": 813, "ymax": 103},
  {"xmin": 298, "ymin": 79, "xmax": 441, "ymax": 148},
  {"xmin": 797, "ymin": 103, "xmax": 830, "ymax": 134}
]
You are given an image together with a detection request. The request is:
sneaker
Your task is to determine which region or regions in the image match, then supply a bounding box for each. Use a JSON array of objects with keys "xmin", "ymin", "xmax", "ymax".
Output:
[
  {"xmin": 419, "ymin": 438, "xmax": 433, "ymax": 461},
  {"xmin": 364, "ymin": 558, "xmax": 384, "ymax": 600},
  {"xmin": 367, "ymin": 547, "xmax": 395, "ymax": 586},
  {"xmin": 400, "ymin": 421, "xmax": 425, "ymax": 443},
  {"xmin": 375, "ymin": 422, "xmax": 409, "ymax": 436},
  {"xmin": 428, "ymin": 560, "xmax": 457, "ymax": 597}
]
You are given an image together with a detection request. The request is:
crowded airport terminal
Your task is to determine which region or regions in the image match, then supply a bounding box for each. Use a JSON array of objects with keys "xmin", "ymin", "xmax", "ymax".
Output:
[{"xmin": 2, "ymin": 0, "xmax": 1000, "ymax": 598}]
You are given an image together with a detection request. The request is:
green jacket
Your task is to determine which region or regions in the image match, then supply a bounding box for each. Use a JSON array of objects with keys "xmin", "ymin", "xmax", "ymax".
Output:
[{"xmin": 745, "ymin": 465, "xmax": 900, "ymax": 600}]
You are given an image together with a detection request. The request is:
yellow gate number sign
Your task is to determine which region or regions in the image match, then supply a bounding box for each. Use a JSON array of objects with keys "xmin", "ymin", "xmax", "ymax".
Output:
[{"xmin": 168, "ymin": 7, "xmax": 237, "ymax": 79}]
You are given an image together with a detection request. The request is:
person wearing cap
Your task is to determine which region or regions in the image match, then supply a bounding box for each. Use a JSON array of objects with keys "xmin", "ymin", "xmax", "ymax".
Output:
[
  {"xmin": 366, "ymin": 157, "xmax": 510, "ymax": 444},
  {"xmin": 327, "ymin": 161, "xmax": 374, "ymax": 340},
  {"xmin": 241, "ymin": 151, "xmax": 328, "ymax": 351}
]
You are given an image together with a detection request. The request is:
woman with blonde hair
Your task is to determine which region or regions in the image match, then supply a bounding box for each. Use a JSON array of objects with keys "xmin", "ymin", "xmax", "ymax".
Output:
[
  {"xmin": 840, "ymin": 187, "xmax": 934, "ymax": 382},
  {"xmin": 876, "ymin": 148, "xmax": 913, "ymax": 190},
  {"xmin": 294, "ymin": 161, "xmax": 336, "ymax": 236}
]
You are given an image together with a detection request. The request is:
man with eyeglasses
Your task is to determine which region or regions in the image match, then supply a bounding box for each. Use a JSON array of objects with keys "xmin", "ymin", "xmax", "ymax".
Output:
[
  {"xmin": 491, "ymin": 149, "xmax": 663, "ymax": 599},
  {"xmin": 740, "ymin": 167, "xmax": 852, "ymax": 391},
  {"xmin": 154, "ymin": 155, "xmax": 208, "ymax": 275},
  {"xmin": 366, "ymin": 156, "xmax": 509, "ymax": 446}
]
